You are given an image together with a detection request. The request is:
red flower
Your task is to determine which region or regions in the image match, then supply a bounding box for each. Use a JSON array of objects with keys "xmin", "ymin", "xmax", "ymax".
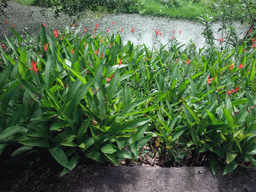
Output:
[
  {"xmin": 147, "ymin": 57, "xmax": 149, "ymax": 61},
  {"xmin": 219, "ymin": 38, "xmax": 224, "ymax": 43},
  {"xmin": 100, "ymin": 39, "xmax": 103, "ymax": 42},
  {"xmin": 84, "ymin": 27, "xmax": 87, "ymax": 32},
  {"xmin": 252, "ymin": 38, "xmax": 255, "ymax": 44},
  {"xmin": 94, "ymin": 35, "xmax": 96, "ymax": 39},
  {"xmin": 20, "ymin": 84, "xmax": 24, "ymax": 88},
  {"xmin": 233, "ymin": 86, "xmax": 240, "ymax": 93},
  {"xmin": 5, "ymin": 20, "xmax": 8, "ymax": 25},
  {"xmin": 155, "ymin": 29, "xmax": 159, "ymax": 36},
  {"xmin": 71, "ymin": 49, "xmax": 74, "ymax": 54},
  {"xmin": 101, "ymin": 53, "xmax": 104, "ymax": 59},
  {"xmin": 239, "ymin": 63, "xmax": 245, "ymax": 70},
  {"xmin": 227, "ymin": 90, "xmax": 233, "ymax": 95},
  {"xmin": 43, "ymin": 43, "xmax": 49, "ymax": 51},
  {"xmin": 119, "ymin": 58, "xmax": 122, "ymax": 66},
  {"xmin": 186, "ymin": 59, "xmax": 190, "ymax": 66},
  {"xmin": 208, "ymin": 76, "xmax": 215, "ymax": 84},
  {"xmin": 107, "ymin": 29, "xmax": 110, "ymax": 32},
  {"xmin": 131, "ymin": 28, "xmax": 134, "ymax": 32},
  {"xmin": 171, "ymin": 36, "xmax": 175, "ymax": 40},
  {"xmin": 1, "ymin": 44, "xmax": 5, "ymax": 50},
  {"xmin": 176, "ymin": 59, "xmax": 179, "ymax": 62},
  {"xmin": 106, "ymin": 74, "xmax": 115, "ymax": 82},
  {"xmin": 113, "ymin": 21, "xmax": 115, "ymax": 25},
  {"xmin": 179, "ymin": 30, "xmax": 182, "ymax": 34},
  {"xmin": 42, "ymin": 23, "xmax": 46, "ymax": 27},
  {"xmin": 160, "ymin": 32, "xmax": 162, "ymax": 36},
  {"xmin": 96, "ymin": 23, "xmax": 98, "ymax": 28},
  {"xmin": 93, "ymin": 29, "xmax": 96, "ymax": 34},
  {"xmin": 121, "ymin": 28, "xmax": 123, "ymax": 33},
  {"xmin": 29, "ymin": 60, "xmax": 40, "ymax": 75},
  {"xmin": 61, "ymin": 36, "xmax": 64, "ymax": 40},
  {"xmin": 243, "ymin": 49, "xmax": 247, "ymax": 52},
  {"xmin": 110, "ymin": 44, "xmax": 112, "ymax": 48},
  {"xmin": 230, "ymin": 64, "xmax": 234, "ymax": 70},
  {"xmin": 173, "ymin": 30, "xmax": 176, "ymax": 34},
  {"xmin": 253, "ymin": 44, "xmax": 256, "ymax": 49},
  {"xmin": 249, "ymin": 28, "xmax": 252, "ymax": 33},
  {"xmin": 53, "ymin": 30, "xmax": 59, "ymax": 38},
  {"xmin": 13, "ymin": 24, "xmax": 15, "ymax": 28},
  {"xmin": 95, "ymin": 49, "xmax": 99, "ymax": 55},
  {"xmin": 72, "ymin": 23, "xmax": 75, "ymax": 27}
]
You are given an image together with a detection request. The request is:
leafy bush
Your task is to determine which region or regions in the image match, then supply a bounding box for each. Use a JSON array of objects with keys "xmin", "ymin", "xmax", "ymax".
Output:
[{"xmin": 1, "ymin": 3, "xmax": 256, "ymax": 176}]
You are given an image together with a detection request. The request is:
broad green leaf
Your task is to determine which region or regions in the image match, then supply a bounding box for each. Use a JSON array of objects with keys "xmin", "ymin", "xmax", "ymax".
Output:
[
  {"xmin": 104, "ymin": 153, "xmax": 120, "ymax": 165},
  {"xmin": 5, "ymin": 35, "xmax": 19, "ymax": 57},
  {"xmin": 101, "ymin": 144, "xmax": 117, "ymax": 154},
  {"xmin": 223, "ymin": 160, "xmax": 237, "ymax": 175},
  {"xmin": 86, "ymin": 150, "xmax": 104, "ymax": 163},
  {"xmin": 136, "ymin": 135, "xmax": 151, "ymax": 149},
  {"xmin": 80, "ymin": 137, "xmax": 94, "ymax": 151},
  {"xmin": 116, "ymin": 150, "xmax": 133, "ymax": 159},
  {"xmin": 132, "ymin": 124, "xmax": 148, "ymax": 142},
  {"xmin": 226, "ymin": 152, "xmax": 237, "ymax": 164},
  {"xmin": 223, "ymin": 107, "xmax": 234, "ymax": 127},
  {"xmin": 156, "ymin": 118, "xmax": 171, "ymax": 134},
  {"xmin": 206, "ymin": 109, "xmax": 218, "ymax": 124},
  {"xmin": 19, "ymin": 138, "xmax": 50, "ymax": 148},
  {"xmin": 0, "ymin": 126, "xmax": 26, "ymax": 140},
  {"xmin": 50, "ymin": 122, "xmax": 67, "ymax": 131},
  {"xmin": 170, "ymin": 127, "xmax": 187, "ymax": 142},
  {"xmin": 123, "ymin": 119, "xmax": 150, "ymax": 130},
  {"xmin": 11, "ymin": 146, "xmax": 33, "ymax": 156},
  {"xmin": 49, "ymin": 147, "xmax": 69, "ymax": 168},
  {"xmin": 183, "ymin": 103, "xmax": 200, "ymax": 124},
  {"xmin": 209, "ymin": 153, "xmax": 218, "ymax": 176}
]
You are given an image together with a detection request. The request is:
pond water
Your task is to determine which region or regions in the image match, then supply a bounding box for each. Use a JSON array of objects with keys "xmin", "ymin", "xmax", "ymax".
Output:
[{"xmin": 77, "ymin": 14, "xmax": 249, "ymax": 52}]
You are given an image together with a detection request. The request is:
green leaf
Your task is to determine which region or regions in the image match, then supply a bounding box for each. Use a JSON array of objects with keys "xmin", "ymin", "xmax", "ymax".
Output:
[
  {"xmin": 49, "ymin": 147, "xmax": 69, "ymax": 168},
  {"xmin": 123, "ymin": 119, "xmax": 150, "ymax": 130},
  {"xmin": 11, "ymin": 146, "xmax": 33, "ymax": 156},
  {"xmin": 101, "ymin": 144, "xmax": 117, "ymax": 154},
  {"xmin": 250, "ymin": 61, "xmax": 255, "ymax": 81},
  {"xmin": 223, "ymin": 107, "xmax": 234, "ymax": 127},
  {"xmin": 209, "ymin": 153, "xmax": 218, "ymax": 176},
  {"xmin": 50, "ymin": 122, "xmax": 67, "ymax": 131},
  {"xmin": 226, "ymin": 152, "xmax": 237, "ymax": 164},
  {"xmin": 0, "ymin": 126, "xmax": 26, "ymax": 140},
  {"xmin": 5, "ymin": 35, "xmax": 19, "ymax": 57},
  {"xmin": 170, "ymin": 127, "xmax": 187, "ymax": 142},
  {"xmin": 206, "ymin": 109, "xmax": 218, "ymax": 124},
  {"xmin": 132, "ymin": 124, "xmax": 148, "ymax": 142},
  {"xmin": 104, "ymin": 153, "xmax": 120, "ymax": 165},
  {"xmin": 86, "ymin": 150, "xmax": 104, "ymax": 163},
  {"xmin": 223, "ymin": 160, "xmax": 237, "ymax": 175},
  {"xmin": 136, "ymin": 135, "xmax": 152, "ymax": 149},
  {"xmin": 19, "ymin": 49, "xmax": 27, "ymax": 79},
  {"xmin": 19, "ymin": 138, "xmax": 50, "ymax": 148},
  {"xmin": 156, "ymin": 118, "xmax": 171, "ymax": 134},
  {"xmin": 77, "ymin": 118, "xmax": 90, "ymax": 140},
  {"xmin": 116, "ymin": 150, "xmax": 133, "ymax": 159},
  {"xmin": 80, "ymin": 137, "xmax": 94, "ymax": 151}
]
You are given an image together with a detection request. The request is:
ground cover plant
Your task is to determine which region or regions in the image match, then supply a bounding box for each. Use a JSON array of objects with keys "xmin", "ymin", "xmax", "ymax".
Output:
[{"xmin": 1, "ymin": 0, "xmax": 256, "ymax": 181}]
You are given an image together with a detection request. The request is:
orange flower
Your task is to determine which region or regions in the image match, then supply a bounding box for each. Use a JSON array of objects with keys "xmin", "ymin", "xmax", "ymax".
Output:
[
  {"xmin": 208, "ymin": 76, "xmax": 215, "ymax": 84},
  {"xmin": 53, "ymin": 30, "xmax": 58, "ymax": 38},
  {"xmin": 131, "ymin": 28, "xmax": 134, "ymax": 32},
  {"xmin": 61, "ymin": 36, "xmax": 64, "ymax": 40},
  {"xmin": 100, "ymin": 39, "xmax": 103, "ymax": 42},
  {"xmin": 160, "ymin": 32, "xmax": 162, "ymax": 36},
  {"xmin": 84, "ymin": 27, "xmax": 87, "ymax": 32},
  {"xmin": 95, "ymin": 49, "xmax": 99, "ymax": 55},
  {"xmin": 13, "ymin": 24, "xmax": 15, "ymax": 28},
  {"xmin": 94, "ymin": 35, "xmax": 96, "ymax": 39},
  {"xmin": 219, "ymin": 38, "xmax": 224, "ymax": 43},
  {"xmin": 106, "ymin": 74, "xmax": 115, "ymax": 82},
  {"xmin": 113, "ymin": 21, "xmax": 115, "ymax": 25},
  {"xmin": 107, "ymin": 29, "xmax": 110, "ymax": 32},
  {"xmin": 252, "ymin": 38, "xmax": 255, "ymax": 44},
  {"xmin": 253, "ymin": 44, "xmax": 256, "ymax": 49},
  {"xmin": 171, "ymin": 36, "xmax": 175, "ymax": 40},
  {"xmin": 110, "ymin": 44, "xmax": 112, "ymax": 48},
  {"xmin": 5, "ymin": 20, "xmax": 8, "ymax": 25},
  {"xmin": 179, "ymin": 30, "xmax": 182, "ymax": 34},
  {"xmin": 176, "ymin": 59, "xmax": 179, "ymax": 62},
  {"xmin": 173, "ymin": 30, "xmax": 176, "ymax": 34},
  {"xmin": 29, "ymin": 60, "xmax": 40, "ymax": 75},
  {"xmin": 186, "ymin": 59, "xmax": 190, "ymax": 66},
  {"xmin": 249, "ymin": 28, "xmax": 252, "ymax": 33},
  {"xmin": 72, "ymin": 23, "xmax": 75, "ymax": 27},
  {"xmin": 96, "ymin": 23, "xmax": 98, "ymax": 28},
  {"xmin": 1, "ymin": 44, "xmax": 5, "ymax": 50},
  {"xmin": 71, "ymin": 49, "xmax": 74, "ymax": 54},
  {"xmin": 147, "ymin": 57, "xmax": 149, "ymax": 61},
  {"xmin": 155, "ymin": 29, "xmax": 159, "ymax": 36},
  {"xmin": 121, "ymin": 28, "xmax": 123, "ymax": 33},
  {"xmin": 239, "ymin": 63, "xmax": 245, "ymax": 70},
  {"xmin": 93, "ymin": 118, "xmax": 97, "ymax": 125},
  {"xmin": 230, "ymin": 64, "xmax": 234, "ymax": 70},
  {"xmin": 119, "ymin": 58, "xmax": 122, "ymax": 66},
  {"xmin": 43, "ymin": 43, "xmax": 49, "ymax": 51},
  {"xmin": 243, "ymin": 49, "xmax": 247, "ymax": 52},
  {"xmin": 101, "ymin": 53, "xmax": 104, "ymax": 59},
  {"xmin": 42, "ymin": 23, "xmax": 46, "ymax": 27}
]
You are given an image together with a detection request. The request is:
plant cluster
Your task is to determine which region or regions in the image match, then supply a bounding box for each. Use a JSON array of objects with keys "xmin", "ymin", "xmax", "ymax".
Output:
[{"xmin": 1, "ymin": 18, "xmax": 256, "ymax": 177}]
